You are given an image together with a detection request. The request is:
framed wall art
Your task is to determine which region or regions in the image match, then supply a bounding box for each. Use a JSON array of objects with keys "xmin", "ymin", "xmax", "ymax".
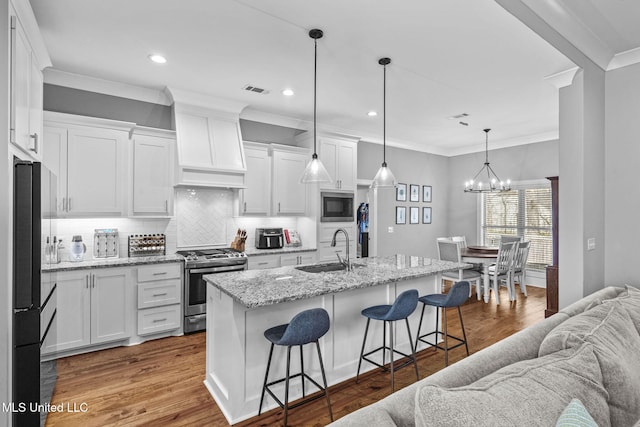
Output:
[
  {"xmin": 410, "ymin": 184, "xmax": 420, "ymax": 202},
  {"xmin": 423, "ymin": 207, "xmax": 432, "ymax": 224},
  {"xmin": 410, "ymin": 206, "xmax": 419, "ymax": 224},
  {"xmin": 423, "ymin": 185, "xmax": 432, "ymax": 202},
  {"xmin": 396, "ymin": 206, "xmax": 406, "ymax": 224},
  {"xmin": 396, "ymin": 183, "xmax": 407, "ymax": 201}
]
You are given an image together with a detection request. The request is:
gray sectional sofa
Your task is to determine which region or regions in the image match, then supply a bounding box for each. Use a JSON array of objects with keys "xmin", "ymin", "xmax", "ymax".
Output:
[{"xmin": 329, "ymin": 285, "xmax": 640, "ymax": 427}]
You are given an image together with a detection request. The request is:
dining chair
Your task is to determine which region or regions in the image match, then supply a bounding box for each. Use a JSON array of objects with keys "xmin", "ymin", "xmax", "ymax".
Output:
[
  {"xmin": 500, "ymin": 235, "xmax": 522, "ymax": 245},
  {"xmin": 511, "ymin": 241, "xmax": 531, "ymax": 297},
  {"xmin": 487, "ymin": 241, "xmax": 518, "ymax": 304},
  {"xmin": 437, "ymin": 240, "xmax": 482, "ymax": 299}
]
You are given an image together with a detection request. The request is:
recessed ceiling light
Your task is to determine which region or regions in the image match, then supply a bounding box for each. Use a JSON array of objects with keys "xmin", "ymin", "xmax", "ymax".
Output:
[
  {"xmin": 367, "ymin": 111, "xmax": 378, "ymax": 117},
  {"xmin": 282, "ymin": 88, "xmax": 294, "ymax": 96},
  {"xmin": 148, "ymin": 54, "xmax": 167, "ymax": 64}
]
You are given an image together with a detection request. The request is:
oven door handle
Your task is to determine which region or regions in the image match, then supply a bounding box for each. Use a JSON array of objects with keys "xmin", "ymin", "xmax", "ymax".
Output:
[{"xmin": 189, "ymin": 265, "xmax": 245, "ymax": 274}]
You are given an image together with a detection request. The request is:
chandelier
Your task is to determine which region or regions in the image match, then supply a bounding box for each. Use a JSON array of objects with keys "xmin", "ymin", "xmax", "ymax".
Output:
[{"xmin": 464, "ymin": 129, "xmax": 511, "ymax": 193}]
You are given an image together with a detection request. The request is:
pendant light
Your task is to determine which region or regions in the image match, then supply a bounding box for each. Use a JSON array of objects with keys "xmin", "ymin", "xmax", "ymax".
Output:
[
  {"xmin": 300, "ymin": 29, "xmax": 332, "ymax": 184},
  {"xmin": 371, "ymin": 57, "xmax": 397, "ymax": 189},
  {"xmin": 464, "ymin": 129, "xmax": 511, "ymax": 193}
]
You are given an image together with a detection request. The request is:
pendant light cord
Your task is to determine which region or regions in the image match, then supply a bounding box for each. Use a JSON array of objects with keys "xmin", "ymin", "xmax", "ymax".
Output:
[
  {"xmin": 383, "ymin": 62, "xmax": 386, "ymax": 165},
  {"xmin": 313, "ymin": 36, "xmax": 318, "ymax": 157},
  {"xmin": 484, "ymin": 128, "xmax": 491, "ymax": 165}
]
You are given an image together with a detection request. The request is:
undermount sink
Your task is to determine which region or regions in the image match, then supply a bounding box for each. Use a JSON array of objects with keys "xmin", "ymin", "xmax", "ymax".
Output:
[{"xmin": 295, "ymin": 262, "xmax": 364, "ymax": 274}]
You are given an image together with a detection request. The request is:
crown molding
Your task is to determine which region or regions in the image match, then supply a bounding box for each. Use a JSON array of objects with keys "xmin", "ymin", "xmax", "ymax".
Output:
[
  {"xmin": 43, "ymin": 69, "xmax": 172, "ymax": 105},
  {"xmin": 544, "ymin": 67, "xmax": 580, "ymax": 89},
  {"xmin": 607, "ymin": 47, "xmax": 640, "ymax": 71}
]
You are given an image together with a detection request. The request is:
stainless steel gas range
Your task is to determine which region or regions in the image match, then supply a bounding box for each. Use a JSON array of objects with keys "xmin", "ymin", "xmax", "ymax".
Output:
[{"xmin": 177, "ymin": 248, "xmax": 247, "ymax": 333}]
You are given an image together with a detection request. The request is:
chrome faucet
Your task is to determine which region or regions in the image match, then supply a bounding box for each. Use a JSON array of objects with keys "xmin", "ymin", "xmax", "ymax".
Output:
[{"xmin": 331, "ymin": 228, "xmax": 351, "ymax": 271}]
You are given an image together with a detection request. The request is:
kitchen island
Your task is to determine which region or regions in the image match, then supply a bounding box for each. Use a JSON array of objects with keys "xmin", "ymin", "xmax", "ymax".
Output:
[{"xmin": 203, "ymin": 255, "xmax": 468, "ymax": 424}]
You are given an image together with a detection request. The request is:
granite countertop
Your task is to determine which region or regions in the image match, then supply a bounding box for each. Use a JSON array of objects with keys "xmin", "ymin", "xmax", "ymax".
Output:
[
  {"xmin": 244, "ymin": 246, "xmax": 317, "ymax": 256},
  {"xmin": 42, "ymin": 254, "xmax": 184, "ymax": 272},
  {"xmin": 205, "ymin": 255, "xmax": 470, "ymax": 308}
]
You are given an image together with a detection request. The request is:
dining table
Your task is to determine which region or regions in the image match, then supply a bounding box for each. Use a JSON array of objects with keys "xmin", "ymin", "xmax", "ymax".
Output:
[{"xmin": 461, "ymin": 246, "xmax": 499, "ymax": 303}]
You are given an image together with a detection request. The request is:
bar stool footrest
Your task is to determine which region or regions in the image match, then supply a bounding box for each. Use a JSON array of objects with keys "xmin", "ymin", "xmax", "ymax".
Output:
[
  {"xmin": 362, "ymin": 345, "xmax": 417, "ymax": 373},
  {"xmin": 417, "ymin": 330, "xmax": 466, "ymax": 351},
  {"xmin": 264, "ymin": 372, "xmax": 328, "ymax": 411}
]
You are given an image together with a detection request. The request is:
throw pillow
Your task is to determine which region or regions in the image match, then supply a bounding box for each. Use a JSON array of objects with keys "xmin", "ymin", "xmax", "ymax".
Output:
[
  {"xmin": 539, "ymin": 300, "xmax": 640, "ymax": 427},
  {"xmin": 414, "ymin": 343, "xmax": 610, "ymax": 427},
  {"xmin": 556, "ymin": 399, "xmax": 598, "ymax": 427}
]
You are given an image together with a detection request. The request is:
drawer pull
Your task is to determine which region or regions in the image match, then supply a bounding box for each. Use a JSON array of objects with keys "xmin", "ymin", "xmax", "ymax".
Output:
[
  {"xmin": 153, "ymin": 272, "xmax": 168, "ymax": 276},
  {"xmin": 152, "ymin": 318, "xmax": 167, "ymax": 323},
  {"xmin": 152, "ymin": 292, "xmax": 168, "ymax": 297}
]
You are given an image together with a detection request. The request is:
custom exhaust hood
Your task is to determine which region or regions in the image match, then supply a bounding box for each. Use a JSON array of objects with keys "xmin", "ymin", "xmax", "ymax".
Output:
[{"xmin": 166, "ymin": 87, "xmax": 248, "ymax": 188}]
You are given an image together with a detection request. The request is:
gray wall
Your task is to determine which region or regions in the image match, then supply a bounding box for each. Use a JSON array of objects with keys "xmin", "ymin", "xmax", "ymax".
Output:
[
  {"xmin": 43, "ymin": 84, "xmax": 173, "ymax": 129},
  {"xmin": 239, "ymin": 119, "xmax": 304, "ymax": 145},
  {"xmin": 605, "ymin": 62, "xmax": 640, "ymax": 287},
  {"xmin": 358, "ymin": 141, "xmax": 450, "ymax": 259},
  {"xmin": 447, "ymin": 139, "xmax": 560, "ymax": 245},
  {"xmin": 358, "ymin": 139, "xmax": 559, "ymax": 260}
]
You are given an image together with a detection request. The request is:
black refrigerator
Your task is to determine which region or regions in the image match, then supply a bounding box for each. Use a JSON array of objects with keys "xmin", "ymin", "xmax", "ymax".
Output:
[{"xmin": 13, "ymin": 158, "xmax": 57, "ymax": 426}]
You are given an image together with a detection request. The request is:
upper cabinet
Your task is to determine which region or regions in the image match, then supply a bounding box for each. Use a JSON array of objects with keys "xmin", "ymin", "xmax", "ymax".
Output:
[
  {"xmin": 130, "ymin": 127, "xmax": 176, "ymax": 216},
  {"xmin": 241, "ymin": 142, "xmax": 270, "ymax": 215},
  {"xmin": 43, "ymin": 113, "xmax": 132, "ymax": 217},
  {"xmin": 166, "ymin": 88, "xmax": 247, "ymax": 188},
  {"xmin": 319, "ymin": 137, "xmax": 357, "ymax": 191},
  {"xmin": 241, "ymin": 143, "xmax": 309, "ymax": 216},
  {"xmin": 9, "ymin": 0, "xmax": 51, "ymax": 161},
  {"xmin": 272, "ymin": 147, "xmax": 308, "ymax": 215},
  {"xmin": 296, "ymin": 132, "xmax": 358, "ymax": 192}
]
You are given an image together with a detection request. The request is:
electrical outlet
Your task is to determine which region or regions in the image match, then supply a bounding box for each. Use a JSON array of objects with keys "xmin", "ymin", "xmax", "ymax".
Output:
[
  {"xmin": 388, "ymin": 226, "xmax": 394, "ymax": 233},
  {"xmin": 587, "ymin": 238, "xmax": 596, "ymax": 251}
]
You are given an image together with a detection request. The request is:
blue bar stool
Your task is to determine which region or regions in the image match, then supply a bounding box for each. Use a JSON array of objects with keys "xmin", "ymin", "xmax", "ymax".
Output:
[
  {"xmin": 356, "ymin": 289, "xmax": 419, "ymax": 391},
  {"xmin": 415, "ymin": 280, "xmax": 470, "ymax": 367},
  {"xmin": 258, "ymin": 308, "xmax": 333, "ymax": 426}
]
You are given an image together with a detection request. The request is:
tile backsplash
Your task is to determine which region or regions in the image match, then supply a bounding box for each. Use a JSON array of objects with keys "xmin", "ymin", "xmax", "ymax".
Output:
[
  {"xmin": 176, "ymin": 187, "xmax": 233, "ymax": 247},
  {"xmin": 50, "ymin": 187, "xmax": 316, "ymax": 261},
  {"xmin": 53, "ymin": 217, "xmax": 175, "ymax": 262}
]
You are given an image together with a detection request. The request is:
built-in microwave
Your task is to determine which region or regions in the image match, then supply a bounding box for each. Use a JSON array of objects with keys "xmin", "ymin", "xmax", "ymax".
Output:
[{"xmin": 321, "ymin": 192, "xmax": 354, "ymax": 222}]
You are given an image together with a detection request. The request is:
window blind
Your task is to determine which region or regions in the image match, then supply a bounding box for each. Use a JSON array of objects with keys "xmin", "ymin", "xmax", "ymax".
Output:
[{"xmin": 481, "ymin": 183, "xmax": 552, "ymax": 269}]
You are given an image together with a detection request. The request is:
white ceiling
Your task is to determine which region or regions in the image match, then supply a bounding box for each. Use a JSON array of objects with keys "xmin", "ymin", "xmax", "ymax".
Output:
[{"xmin": 28, "ymin": 0, "xmax": 640, "ymax": 156}]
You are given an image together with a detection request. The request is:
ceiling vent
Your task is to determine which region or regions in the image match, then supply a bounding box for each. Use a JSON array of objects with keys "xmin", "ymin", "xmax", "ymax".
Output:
[{"xmin": 242, "ymin": 84, "xmax": 270, "ymax": 95}]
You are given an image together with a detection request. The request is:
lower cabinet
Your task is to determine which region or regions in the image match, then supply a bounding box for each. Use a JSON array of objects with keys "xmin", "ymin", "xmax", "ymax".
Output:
[
  {"xmin": 280, "ymin": 253, "xmax": 316, "ymax": 266},
  {"xmin": 136, "ymin": 263, "xmax": 182, "ymax": 336},
  {"xmin": 248, "ymin": 251, "xmax": 317, "ymax": 270},
  {"xmin": 248, "ymin": 254, "xmax": 280, "ymax": 270},
  {"xmin": 42, "ymin": 262, "xmax": 183, "ymax": 357},
  {"xmin": 43, "ymin": 267, "xmax": 131, "ymax": 355}
]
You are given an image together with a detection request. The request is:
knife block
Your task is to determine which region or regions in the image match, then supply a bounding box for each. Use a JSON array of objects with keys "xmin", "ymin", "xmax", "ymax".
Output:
[{"xmin": 230, "ymin": 237, "xmax": 245, "ymax": 252}]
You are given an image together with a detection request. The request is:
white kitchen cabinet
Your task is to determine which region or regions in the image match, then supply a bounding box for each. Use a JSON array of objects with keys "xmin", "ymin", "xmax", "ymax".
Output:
[
  {"xmin": 131, "ymin": 128, "xmax": 176, "ymax": 216},
  {"xmin": 318, "ymin": 137, "xmax": 357, "ymax": 191},
  {"xmin": 249, "ymin": 251, "xmax": 317, "ymax": 269},
  {"xmin": 248, "ymin": 254, "xmax": 280, "ymax": 270},
  {"xmin": 136, "ymin": 263, "xmax": 182, "ymax": 336},
  {"xmin": 9, "ymin": 2, "xmax": 50, "ymax": 161},
  {"xmin": 43, "ymin": 113, "xmax": 132, "ymax": 217},
  {"xmin": 280, "ymin": 252, "xmax": 316, "ymax": 266},
  {"xmin": 241, "ymin": 142, "xmax": 270, "ymax": 215},
  {"xmin": 272, "ymin": 147, "xmax": 308, "ymax": 215},
  {"xmin": 318, "ymin": 223, "xmax": 357, "ymax": 263},
  {"xmin": 43, "ymin": 267, "xmax": 132, "ymax": 354}
]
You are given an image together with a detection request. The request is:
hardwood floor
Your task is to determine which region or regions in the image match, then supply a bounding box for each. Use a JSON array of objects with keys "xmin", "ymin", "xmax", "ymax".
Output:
[{"xmin": 45, "ymin": 285, "xmax": 546, "ymax": 427}]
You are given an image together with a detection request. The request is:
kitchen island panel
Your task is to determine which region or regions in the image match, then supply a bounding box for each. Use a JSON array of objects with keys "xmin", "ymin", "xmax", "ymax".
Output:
[{"xmin": 205, "ymin": 273, "xmax": 439, "ymax": 424}]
